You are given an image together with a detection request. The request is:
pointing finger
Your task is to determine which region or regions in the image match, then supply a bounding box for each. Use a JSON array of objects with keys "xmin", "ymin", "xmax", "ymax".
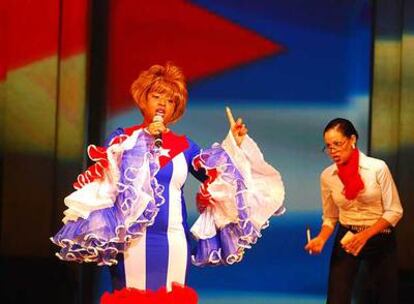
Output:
[{"xmin": 226, "ymin": 106, "xmax": 236, "ymax": 127}]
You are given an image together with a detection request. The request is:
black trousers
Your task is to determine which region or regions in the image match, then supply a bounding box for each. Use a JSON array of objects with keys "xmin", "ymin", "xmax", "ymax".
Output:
[{"xmin": 326, "ymin": 225, "xmax": 398, "ymax": 304}]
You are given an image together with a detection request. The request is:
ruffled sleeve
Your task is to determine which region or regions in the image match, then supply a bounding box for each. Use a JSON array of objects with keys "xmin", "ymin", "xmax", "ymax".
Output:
[
  {"xmin": 51, "ymin": 129, "xmax": 165, "ymax": 265},
  {"xmin": 190, "ymin": 132, "xmax": 285, "ymax": 266}
]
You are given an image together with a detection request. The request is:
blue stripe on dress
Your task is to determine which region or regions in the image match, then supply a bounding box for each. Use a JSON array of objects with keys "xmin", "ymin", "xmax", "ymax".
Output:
[{"xmin": 145, "ymin": 160, "xmax": 173, "ymax": 290}]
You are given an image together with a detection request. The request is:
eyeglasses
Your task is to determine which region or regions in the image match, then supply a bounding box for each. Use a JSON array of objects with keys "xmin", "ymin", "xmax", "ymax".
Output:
[{"xmin": 322, "ymin": 139, "xmax": 348, "ymax": 153}]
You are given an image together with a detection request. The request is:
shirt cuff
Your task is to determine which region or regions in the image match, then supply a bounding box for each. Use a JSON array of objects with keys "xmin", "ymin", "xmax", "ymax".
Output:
[
  {"xmin": 322, "ymin": 218, "xmax": 338, "ymax": 229},
  {"xmin": 382, "ymin": 211, "xmax": 403, "ymax": 227}
]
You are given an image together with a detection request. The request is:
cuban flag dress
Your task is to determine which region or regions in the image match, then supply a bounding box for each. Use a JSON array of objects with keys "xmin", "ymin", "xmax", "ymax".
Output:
[{"xmin": 51, "ymin": 124, "xmax": 285, "ymax": 292}]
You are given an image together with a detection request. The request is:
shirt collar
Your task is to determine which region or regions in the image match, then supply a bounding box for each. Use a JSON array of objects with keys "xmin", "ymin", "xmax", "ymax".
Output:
[{"xmin": 358, "ymin": 152, "xmax": 370, "ymax": 169}]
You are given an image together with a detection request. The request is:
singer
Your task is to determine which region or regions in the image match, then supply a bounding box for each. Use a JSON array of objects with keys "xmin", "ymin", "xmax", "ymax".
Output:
[{"xmin": 51, "ymin": 62, "xmax": 285, "ymax": 296}]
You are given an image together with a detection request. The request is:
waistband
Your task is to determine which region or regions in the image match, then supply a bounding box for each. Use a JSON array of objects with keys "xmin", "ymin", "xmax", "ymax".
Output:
[{"xmin": 340, "ymin": 223, "xmax": 393, "ymax": 234}]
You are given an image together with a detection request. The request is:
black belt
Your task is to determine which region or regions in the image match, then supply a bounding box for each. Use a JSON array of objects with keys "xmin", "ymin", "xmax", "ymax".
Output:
[{"xmin": 340, "ymin": 224, "xmax": 393, "ymax": 234}]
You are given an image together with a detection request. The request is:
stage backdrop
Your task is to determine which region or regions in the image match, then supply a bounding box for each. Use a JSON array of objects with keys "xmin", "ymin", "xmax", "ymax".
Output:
[
  {"xmin": 3, "ymin": 1, "xmax": 414, "ymax": 303},
  {"xmin": 0, "ymin": 0, "xmax": 89, "ymax": 302},
  {"xmin": 96, "ymin": 1, "xmax": 373, "ymax": 303}
]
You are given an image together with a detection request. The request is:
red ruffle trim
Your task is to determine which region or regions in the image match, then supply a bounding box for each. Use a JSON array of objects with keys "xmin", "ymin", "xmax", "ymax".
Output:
[
  {"xmin": 73, "ymin": 135, "xmax": 129, "ymax": 190},
  {"xmin": 73, "ymin": 125, "xmax": 144, "ymax": 190},
  {"xmin": 193, "ymin": 155, "xmax": 218, "ymax": 213},
  {"xmin": 100, "ymin": 283, "xmax": 198, "ymax": 304}
]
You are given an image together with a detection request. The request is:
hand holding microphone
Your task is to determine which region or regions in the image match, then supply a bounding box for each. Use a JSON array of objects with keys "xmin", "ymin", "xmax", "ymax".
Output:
[{"xmin": 148, "ymin": 111, "xmax": 165, "ymax": 148}]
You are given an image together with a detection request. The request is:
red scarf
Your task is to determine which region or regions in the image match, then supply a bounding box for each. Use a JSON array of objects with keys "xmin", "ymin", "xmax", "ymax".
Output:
[{"xmin": 337, "ymin": 148, "xmax": 364, "ymax": 200}]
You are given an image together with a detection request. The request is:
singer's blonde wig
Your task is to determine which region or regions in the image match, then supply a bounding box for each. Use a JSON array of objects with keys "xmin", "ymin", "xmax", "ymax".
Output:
[{"xmin": 130, "ymin": 62, "xmax": 188, "ymax": 123}]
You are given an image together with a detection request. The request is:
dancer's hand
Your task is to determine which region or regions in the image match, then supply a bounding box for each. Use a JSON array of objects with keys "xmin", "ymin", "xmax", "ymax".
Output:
[
  {"xmin": 226, "ymin": 106, "xmax": 248, "ymax": 147},
  {"xmin": 342, "ymin": 231, "xmax": 369, "ymax": 256},
  {"xmin": 305, "ymin": 236, "xmax": 327, "ymax": 255}
]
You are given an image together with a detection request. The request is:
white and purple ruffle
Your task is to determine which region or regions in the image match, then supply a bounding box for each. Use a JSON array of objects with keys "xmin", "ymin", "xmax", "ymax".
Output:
[
  {"xmin": 51, "ymin": 130, "xmax": 165, "ymax": 266},
  {"xmin": 190, "ymin": 132, "xmax": 285, "ymax": 266}
]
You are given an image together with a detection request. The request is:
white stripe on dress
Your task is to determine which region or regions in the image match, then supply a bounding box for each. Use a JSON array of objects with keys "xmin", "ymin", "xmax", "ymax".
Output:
[{"xmin": 124, "ymin": 230, "xmax": 147, "ymax": 289}]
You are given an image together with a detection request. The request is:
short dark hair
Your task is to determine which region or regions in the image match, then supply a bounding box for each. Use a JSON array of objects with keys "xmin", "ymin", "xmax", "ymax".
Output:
[{"xmin": 323, "ymin": 118, "xmax": 359, "ymax": 140}]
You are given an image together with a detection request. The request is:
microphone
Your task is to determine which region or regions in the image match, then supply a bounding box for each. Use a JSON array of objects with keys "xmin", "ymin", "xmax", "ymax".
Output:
[{"xmin": 153, "ymin": 111, "xmax": 164, "ymax": 148}]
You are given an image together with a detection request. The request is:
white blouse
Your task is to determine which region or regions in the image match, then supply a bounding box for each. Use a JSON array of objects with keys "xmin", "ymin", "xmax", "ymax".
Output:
[{"xmin": 321, "ymin": 152, "xmax": 403, "ymax": 228}]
